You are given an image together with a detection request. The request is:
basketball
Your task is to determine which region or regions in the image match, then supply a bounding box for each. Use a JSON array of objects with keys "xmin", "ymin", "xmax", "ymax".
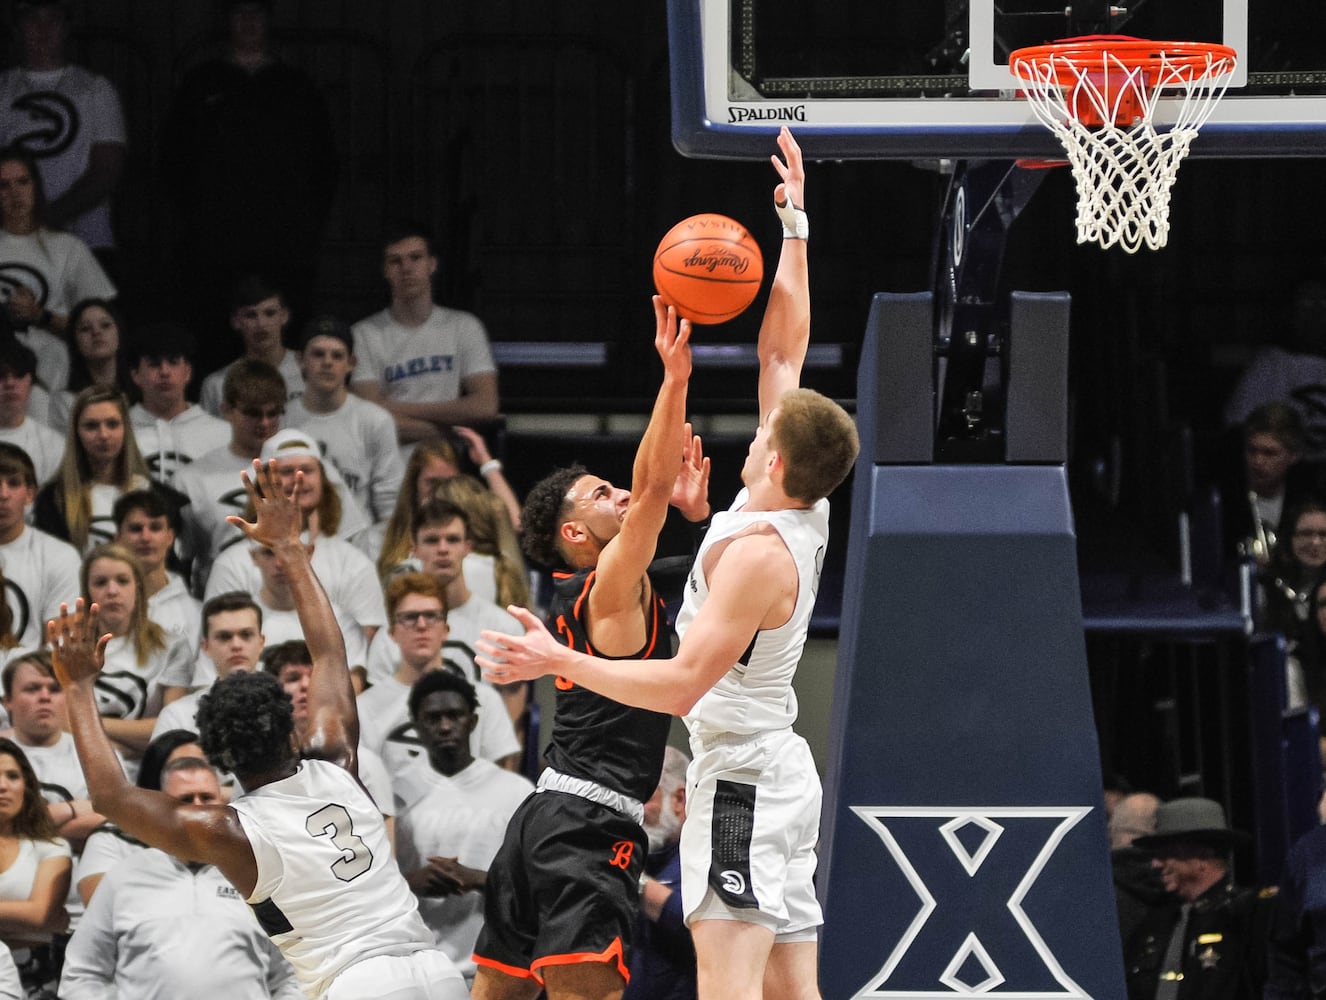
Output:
[{"xmin": 652, "ymin": 214, "xmax": 764, "ymax": 324}]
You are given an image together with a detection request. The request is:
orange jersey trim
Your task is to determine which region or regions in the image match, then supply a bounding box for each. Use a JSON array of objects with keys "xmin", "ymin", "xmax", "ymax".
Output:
[
  {"xmin": 641, "ymin": 588, "xmax": 660, "ymax": 658},
  {"xmin": 530, "ymin": 936, "xmax": 629, "ymax": 983},
  {"xmin": 572, "ymin": 571, "xmax": 598, "ymax": 656},
  {"xmin": 472, "ymin": 954, "xmax": 540, "ymax": 981}
]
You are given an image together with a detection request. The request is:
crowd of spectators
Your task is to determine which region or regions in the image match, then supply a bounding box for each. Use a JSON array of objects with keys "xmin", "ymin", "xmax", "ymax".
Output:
[
  {"xmin": 25, "ymin": 0, "xmax": 1326, "ymax": 996},
  {"xmin": 0, "ymin": 0, "xmax": 561, "ymax": 994}
]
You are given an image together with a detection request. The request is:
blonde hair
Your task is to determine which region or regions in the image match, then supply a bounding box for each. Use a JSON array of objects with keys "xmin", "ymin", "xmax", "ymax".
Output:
[
  {"xmin": 377, "ymin": 437, "xmax": 461, "ymax": 579},
  {"xmin": 771, "ymin": 389, "xmax": 860, "ymax": 504},
  {"xmin": 434, "ymin": 474, "xmax": 531, "ymax": 609},
  {"xmin": 58, "ymin": 387, "xmax": 150, "ymax": 550},
  {"xmin": 80, "ymin": 544, "xmax": 165, "ymax": 666}
]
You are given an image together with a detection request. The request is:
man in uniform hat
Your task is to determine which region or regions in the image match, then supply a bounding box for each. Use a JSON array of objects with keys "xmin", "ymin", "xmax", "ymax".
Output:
[{"xmin": 1123, "ymin": 797, "xmax": 1268, "ymax": 1000}]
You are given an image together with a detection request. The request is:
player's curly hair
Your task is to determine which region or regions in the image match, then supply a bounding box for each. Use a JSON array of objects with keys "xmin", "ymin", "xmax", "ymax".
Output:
[
  {"xmin": 195, "ymin": 672, "xmax": 294, "ymax": 779},
  {"xmin": 520, "ymin": 464, "xmax": 587, "ymax": 568}
]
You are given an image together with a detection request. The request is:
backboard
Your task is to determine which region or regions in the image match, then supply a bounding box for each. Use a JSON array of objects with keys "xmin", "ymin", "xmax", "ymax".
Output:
[{"xmin": 669, "ymin": 0, "xmax": 1326, "ymax": 159}]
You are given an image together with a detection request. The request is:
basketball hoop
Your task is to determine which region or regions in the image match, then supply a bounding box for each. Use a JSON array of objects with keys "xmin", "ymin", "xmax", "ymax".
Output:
[{"xmin": 1010, "ymin": 36, "xmax": 1237, "ymax": 253}]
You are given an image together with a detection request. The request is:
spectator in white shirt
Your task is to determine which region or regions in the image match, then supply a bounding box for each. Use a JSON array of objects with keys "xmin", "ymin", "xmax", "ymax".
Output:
[
  {"xmin": 127, "ymin": 324, "xmax": 229, "ymax": 488},
  {"xmin": 60, "ymin": 757, "xmax": 302, "ymax": 1000}
]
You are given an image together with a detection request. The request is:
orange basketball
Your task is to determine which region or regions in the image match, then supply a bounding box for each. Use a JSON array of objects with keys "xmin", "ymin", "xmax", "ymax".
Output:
[{"xmin": 652, "ymin": 214, "xmax": 764, "ymax": 325}]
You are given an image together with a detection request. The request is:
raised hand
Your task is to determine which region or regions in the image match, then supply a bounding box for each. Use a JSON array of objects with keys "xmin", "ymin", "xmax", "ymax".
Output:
[
  {"xmin": 653, "ymin": 295, "xmax": 693, "ymax": 384},
  {"xmin": 671, "ymin": 423, "xmax": 711, "ymax": 522},
  {"xmin": 48, "ymin": 599, "xmax": 111, "ymax": 688},
  {"xmin": 452, "ymin": 426, "xmax": 492, "ymax": 467},
  {"xmin": 226, "ymin": 459, "xmax": 303, "ymax": 551},
  {"xmin": 771, "ymin": 125, "xmax": 806, "ymax": 212}
]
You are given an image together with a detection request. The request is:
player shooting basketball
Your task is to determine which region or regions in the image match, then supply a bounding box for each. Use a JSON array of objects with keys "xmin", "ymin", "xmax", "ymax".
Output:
[
  {"xmin": 469, "ymin": 295, "xmax": 708, "ymax": 1000},
  {"xmin": 479, "ymin": 127, "xmax": 860, "ymax": 1000}
]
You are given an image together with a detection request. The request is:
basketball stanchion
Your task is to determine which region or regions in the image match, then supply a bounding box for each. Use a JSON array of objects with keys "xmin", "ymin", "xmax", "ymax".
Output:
[{"xmin": 1010, "ymin": 36, "xmax": 1238, "ymax": 253}]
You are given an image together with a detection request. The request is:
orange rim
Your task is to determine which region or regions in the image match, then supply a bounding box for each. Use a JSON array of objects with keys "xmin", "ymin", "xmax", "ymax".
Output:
[{"xmin": 1010, "ymin": 34, "xmax": 1238, "ymax": 86}]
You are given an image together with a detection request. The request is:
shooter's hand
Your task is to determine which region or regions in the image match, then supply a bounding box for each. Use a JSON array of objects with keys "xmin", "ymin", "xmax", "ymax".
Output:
[{"xmin": 653, "ymin": 296, "xmax": 693, "ymax": 384}]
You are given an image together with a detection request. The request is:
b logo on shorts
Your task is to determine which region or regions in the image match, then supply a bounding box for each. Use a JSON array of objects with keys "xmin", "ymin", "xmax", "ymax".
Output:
[{"xmin": 608, "ymin": 840, "xmax": 635, "ymax": 870}]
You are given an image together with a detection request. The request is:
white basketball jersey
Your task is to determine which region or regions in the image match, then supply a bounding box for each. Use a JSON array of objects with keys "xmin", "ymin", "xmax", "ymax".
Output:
[
  {"xmin": 230, "ymin": 759, "xmax": 434, "ymax": 998},
  {"xmin": 678, "ymin": 488, "xmax": 829, "ymax": 737}
]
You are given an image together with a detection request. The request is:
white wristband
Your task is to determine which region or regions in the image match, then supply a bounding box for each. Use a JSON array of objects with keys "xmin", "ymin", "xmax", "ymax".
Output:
[
  {"xmin": 479, "ymin": 459, "xmax": 503, "ymax": 476},
  {"xmin": 775, "ymin": 198, "xmax": 809, "ymax": 240}
]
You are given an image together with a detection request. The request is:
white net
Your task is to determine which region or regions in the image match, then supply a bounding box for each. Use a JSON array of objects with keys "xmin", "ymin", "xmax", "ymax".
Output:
[{"xmin": 1011, "ymin": 41, "xmax": 1238, "ymax": 253}]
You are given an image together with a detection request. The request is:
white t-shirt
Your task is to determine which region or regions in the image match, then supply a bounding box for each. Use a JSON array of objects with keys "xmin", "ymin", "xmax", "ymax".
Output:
[
  {"xmin": 149, "ymin": 688, "xmax": 203, "ymax": 743},
  {"xmin": 0, "ymin": 419, "xmax": 63, "ymax": 487},
  {"xmin": 350, "ymin": 305, "xmax": 496, "ymax": 406},
  {"xmin": 365, "ymin": 594, "xmax": 518, "ymax": 685},
  {"xmin": 0, "ymin": 227, "xmax": 114, "ymax": 391},
  {"xmin": 148, "ymin": 572, "xmax": 202, "ymax": 652},
  {"xmin": 95, "ymin": 632, "xmax": 193, "ymax": 724},
  {"xmin": 204, "ymin": 536, "xmax": 386, "ymax": 636},
  {"xmin": 73, "ymin": 823, "xmax": 143, "ymax": 892},
  {"xmin": 284, "ymin": 394, "xmax": 405, "ymax": 523},
  {"xmin": 176, "ymin": 445, "xmax": 253, "ymax": 580},
  {"xmin": 394, "ymin": 758, "xmax": 532, "ymax": 980},
  {"xmin": 0, "ymin": 836, "xmax": 70, "ymax": 946},
  {"xmin": 18, "ymin": 732, "xmax": 89, "ymax": 804},
  {"xmin": 263, "ymin": 603, "xmax": 369, "ymax": 671},
  {"xmin": 199, "ymin": 350, "xmax": 305, "ymax": 418},
  {"xmin": 129, "ymin": 403, "xmax": 231, "ymax": 488},
  {"xmin": 0, "ymin": 64, "xmax": 126, "ymax": 248},
  {"xmin": 357, "ymin": 672, "xmax": 519, "ymax": 769},
  {"xmin": 60, "ymin": 847, "xmax": 301, "ymax": 1000},
  {"xmin": 229, "ymin": 759, "xmax": 437, "ymax": 998},
  {"xmin": 0, "ymin": 525, "xmax": 81, "ymax": 651}
]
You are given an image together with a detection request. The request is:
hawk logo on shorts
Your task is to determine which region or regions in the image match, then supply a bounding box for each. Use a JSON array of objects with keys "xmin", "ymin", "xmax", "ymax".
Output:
[
  {"xmin": 849, "ymin": 806, "xmax": 1092, "ymax": 998},
  {"xmin": 719, "ymin": 870, "xmax": 747, "ymax": 895},
  {"xmin": 608, "ymin": 840, "xmax": 635, "ymax": 870}
]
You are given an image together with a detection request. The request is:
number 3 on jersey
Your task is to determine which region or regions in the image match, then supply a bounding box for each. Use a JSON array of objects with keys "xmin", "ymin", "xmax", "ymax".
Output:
[{"xmin": 306, "ymin": 803, "xmax": 373, "ymax": 882}]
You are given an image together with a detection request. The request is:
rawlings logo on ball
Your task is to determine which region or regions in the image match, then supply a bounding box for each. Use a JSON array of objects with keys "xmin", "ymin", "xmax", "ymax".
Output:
[{"xmin": 682, "ymin": 247, "xmax": 754, "ymax": 274}]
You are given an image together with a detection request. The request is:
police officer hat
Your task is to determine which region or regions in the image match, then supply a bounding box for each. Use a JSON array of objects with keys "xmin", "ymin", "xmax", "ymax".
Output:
[{"xmin": 1132, "ymin": 797, "xmax": 1251, "ymax": 852}]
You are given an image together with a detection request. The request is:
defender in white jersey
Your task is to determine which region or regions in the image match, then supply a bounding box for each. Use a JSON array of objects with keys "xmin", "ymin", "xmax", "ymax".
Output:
[
  {"xmin": 478, "ymin": 128, "xmax": 859, "ymax": 1000},
  {"xmin": 48, "ymin": 460, "xmax": 466, "ymax": 1000}
]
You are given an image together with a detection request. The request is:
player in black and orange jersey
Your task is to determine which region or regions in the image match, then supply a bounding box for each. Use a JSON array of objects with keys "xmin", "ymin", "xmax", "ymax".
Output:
[{"xmin": 470, "ymin": 298, "xmax": 709, "ymax": 1000}]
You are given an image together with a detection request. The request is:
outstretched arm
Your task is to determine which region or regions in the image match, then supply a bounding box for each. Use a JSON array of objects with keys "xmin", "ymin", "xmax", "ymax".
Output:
[
  {"xmin": 480, "ymin": 531, "xmax": 796, "ymax": 715},
  {"xmin": 590, "ymin": 298, "xmax": 693, "ymax": 626},
  {"xmin": 757, "ymin": 127, "xmax": 811, "ymax": 424},
  {"xmin": 47, "ymin": 602, "xmax": 259, "ymax": 897},
  {"xmin": 228, "ymin": 461, "xmax": 357, "ymax": 770}
]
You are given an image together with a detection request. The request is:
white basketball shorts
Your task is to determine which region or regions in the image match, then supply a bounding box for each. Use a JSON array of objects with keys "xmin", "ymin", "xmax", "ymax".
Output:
[
  {"xmin": 680, "ymin": 727, "xmax": 823, "ymax": 940},
  {"xmin": 326, "ymin": 949, "xmax": 468, "ymax": 1000}
]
